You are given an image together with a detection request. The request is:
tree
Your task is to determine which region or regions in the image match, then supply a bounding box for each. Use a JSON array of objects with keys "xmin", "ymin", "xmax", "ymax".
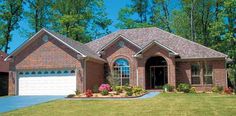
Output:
[
  {"xmin": 0, "ymin": 0, "xmax": 23, "ymax": 53},
  {"xmin": 52, "ymin": 0, "xmax": 111, "ymax": 43},
  {"xmin": 116, "ymin": 0, "xmax": 152, "ymax": 29},
  {"xmin": 151, "ymin": 0, "xmax": 172, "ymax": 32},
  {"xmin": 25, "ymin": 0, "xmax": 53, "ymax": 33},
  {"xmin": 209, "ymin": 0, "xmax": 236, "ymax": 91}
]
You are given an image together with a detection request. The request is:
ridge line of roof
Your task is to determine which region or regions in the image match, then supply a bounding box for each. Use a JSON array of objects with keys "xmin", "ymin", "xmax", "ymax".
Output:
[{"xmin": 155, "ymin": 27, "xmax": 227, "ymax": 57}]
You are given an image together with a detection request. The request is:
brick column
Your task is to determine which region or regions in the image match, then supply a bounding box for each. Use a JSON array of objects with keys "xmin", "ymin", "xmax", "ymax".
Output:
[{"xmin": 8, "ymin": 71, "xmax": 17, "ymax": 95}]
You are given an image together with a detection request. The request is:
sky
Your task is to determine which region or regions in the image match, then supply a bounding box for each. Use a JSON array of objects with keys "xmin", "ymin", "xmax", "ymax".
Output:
[{"xmin": 8, "ymin": 0, "xmax": 129, "ymax": 54}]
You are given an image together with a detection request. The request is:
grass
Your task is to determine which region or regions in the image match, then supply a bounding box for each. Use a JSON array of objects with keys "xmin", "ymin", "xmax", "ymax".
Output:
[{"xmin": 2, "ymin": 93, "xmax": 236, "ymax": 116}]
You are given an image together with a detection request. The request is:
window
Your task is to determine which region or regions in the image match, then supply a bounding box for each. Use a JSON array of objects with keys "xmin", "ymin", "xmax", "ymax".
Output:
[
  {"xmin": 191, "ymin": 64, "xmax": 200, "ymax": 84},
  {"xmin": 204, "ymin": 64, "xmax": 213, "ymax": 84},
  {"xmin": 113, "ymin": 58, "xmax": 130, "ymax": 86},
  {"xmin": 71, "ymin": 70, "xmax": 75, "ymax": 74}
]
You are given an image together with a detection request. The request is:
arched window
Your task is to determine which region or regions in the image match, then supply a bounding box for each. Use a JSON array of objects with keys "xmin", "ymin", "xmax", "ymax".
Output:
[{"xmin": 113, "ymin": 58, "xmax": 130, "ymax": 86}]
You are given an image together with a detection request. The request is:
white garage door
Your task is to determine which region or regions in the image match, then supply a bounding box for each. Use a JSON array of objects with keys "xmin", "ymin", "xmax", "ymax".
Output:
[{"xmin": 18, "ymin": 69, "xmax": 76, "ymax": 95}]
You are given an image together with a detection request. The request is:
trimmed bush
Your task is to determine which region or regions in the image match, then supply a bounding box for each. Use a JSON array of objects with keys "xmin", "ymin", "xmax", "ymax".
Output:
[
  {"xmin": 124, "ymin": 86, "xmax": 133, "ymax": 96},
  {"xmin": 177, "ymin": 83, "xmax": 191, "ymax": 93},
  {"xmin": 101, "ymin": 90, "xmax": 109, "ymax": 96},
  {"xmin": 114, "ymin": 86, "xmax": 123, "ymax": 94},
  {"xmin": 189, "ymin": 87, "xmax": 196, "ymax": 93},
  {"xmin": 162, "ymin": 84, "xmax": 174, "ymax": 92},
  {"xmin": 132, "ymin": 86, "xmax": 145, "ymax": 96},
  {"xmin": 212, "ymin": 86, "xmax": 223, "ymax": 93}
]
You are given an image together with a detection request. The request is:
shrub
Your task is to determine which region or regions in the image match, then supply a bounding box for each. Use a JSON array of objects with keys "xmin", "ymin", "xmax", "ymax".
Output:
[
  {"xmin": 162, "ymin": 84, "xmax": 174, "ymax": 92},
  {"xmin": 85, "ymin": 89, "xmax": 93, "ymax": 97},
  {"xmin": 133, "ymin": 86, "xmax": 145, "ymax": 96},
  {"xmin": 92, "ymin": 85, "xmax": 99, "ymax": 93},
  {"xmin": 189, "ymin": 87, "xmax": 196, "ymax": 93},
  {"xmin": 124, "ymin": 86, "xmax": 133, "ymax": 96},
  {"xmin": 212, "ymin": 86, "xmax": 223, "ymax": 93},
  {"xmin": 224, "ymin": 87, "xmax": 233, "ymax": 94},
  {"xmin": 101, "ymin": 90, "xmax": 109, "ymax": 96},
  {"xmin": 75, "ymin": 89, "xmax": 80, "ymax": 96},
  {"xmin": 67, "ymin": 94, "xmax": 75, "ymax": 98},
  {"xmin": 114, "ymin": 86, "xmax": 123, "ymax": 94},
  {"xmin": 99, "ymin": 84, "xmax": 112, "ymax": 92},
  {"xmin": 177, "ymin": 83, "xmax": 191, "ymax": 93}
]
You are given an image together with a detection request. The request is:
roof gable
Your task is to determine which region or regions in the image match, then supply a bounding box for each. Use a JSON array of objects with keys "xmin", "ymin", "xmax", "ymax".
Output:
[
  {"xmin": 97, "ymin": 34, "xmax": 141, "ymax": 54},
  {"xmin": 5, "ymin": 29, "xmax": 105, "ymax": 62},
  {"xmin": 86, "ymin": 27, "xmax": 227, "ymax": 59},
  {"xmin": 134, "ymin": 40, "xmax": 179, "ymax": 57}
]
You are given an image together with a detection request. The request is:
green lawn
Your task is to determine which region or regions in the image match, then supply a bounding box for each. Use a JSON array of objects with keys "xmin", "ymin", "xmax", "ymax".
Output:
[{"xmin": 2, "ymin": 93, "xmax": 236, "ymax": 116}]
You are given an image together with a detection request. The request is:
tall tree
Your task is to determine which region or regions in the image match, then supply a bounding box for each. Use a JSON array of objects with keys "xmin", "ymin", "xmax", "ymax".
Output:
[
  {"xmin": 209, "ymin": 0, "xmax": 236, "ymax": 91},
  {"xmin": 116, "ymin": 0, "xmax": 151, "ymax": 29},
  {"xmin": 52, "ymin": 0, "xmax": 111, "ymax": 42},
  {"xmin": 25, "ymin": 0, "xmax": 53, "ymax": 33},
  {"xmin": 0, "ymin": 0, "xmax": 23, "ymax": 53},
  {"xmin": 151, "ymin": 0, "xmax": 172, "ymax": 32}
]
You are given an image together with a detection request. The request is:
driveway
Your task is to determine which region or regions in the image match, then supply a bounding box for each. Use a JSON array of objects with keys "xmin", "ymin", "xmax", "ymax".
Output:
[{"xmin": 0, "ymin": 96, "xmax": 64, "ymax": 113}]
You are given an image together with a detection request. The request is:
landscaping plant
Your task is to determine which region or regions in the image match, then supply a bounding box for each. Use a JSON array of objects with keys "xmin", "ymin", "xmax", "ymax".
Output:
[
  {"xmin": 114, "ymin": 86, "xmax": 123, "ymax": 95},
  {"xmin": 224, "ymin": 87, "xmax": 233, "ymax": 94},
  {"xmin": 162, "ymin": 84, "xmax": 174, "ymax": 92},
  {"xmin": 189, "ymin": 87, "xmax": 196, "ymax": 93},
  {"xmin": 124, "ymin": 86, "xmax": 133, "ymax": 96},
  {"xmin": 99, "ymin": 84, "xmax": 112, "ymax": 92},
  {"xmin": 85, "ymin": 89, "xmax": 93, "ymax": 97},
  {"xmin": 92, "ymin": 85, "xmax": 99, "ymax": 93},
  {"xmin": 212, "ymin": 86, "xmax": 223, "ymax": 93},
  {"xmin": 75, "ymin": 89, "xmax": 80, "ymax": 96},
  {"xmin": 132, "ymin": 86, "xmax": 145, "ymax": 96},
  {"xmin": 177, "ymin": 83, "xmax": 191, "ymax": 93},
  {"xmin": 101, "ymin": 90, "xmax": 109, "ymax": 96}
]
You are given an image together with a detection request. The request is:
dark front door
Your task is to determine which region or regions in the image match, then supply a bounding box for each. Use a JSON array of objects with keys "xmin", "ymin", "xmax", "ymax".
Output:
[
  {"xmin": 0, "ymin": 73, "xmax": 9, "ymax": 96},
  {"xmin": 149, "ymin": 66, "xmax": 167, "ymax": 89}
]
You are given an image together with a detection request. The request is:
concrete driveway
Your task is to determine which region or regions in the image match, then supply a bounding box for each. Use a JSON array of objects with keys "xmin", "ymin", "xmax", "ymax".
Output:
[{"xmin": 0, "ymin": 96, "xmax": 64, "ymax": 113}]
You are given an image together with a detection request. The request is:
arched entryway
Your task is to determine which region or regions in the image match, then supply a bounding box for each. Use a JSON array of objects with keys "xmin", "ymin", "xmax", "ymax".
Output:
[{"xmin": 145, "ymin": 56, "xmax": 168, "ymax": 89}]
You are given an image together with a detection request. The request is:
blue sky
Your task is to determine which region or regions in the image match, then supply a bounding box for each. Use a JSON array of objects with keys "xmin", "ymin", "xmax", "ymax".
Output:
[{"xmin": 8, "ymin": 0, "xmax": 129, "ymax": 54}]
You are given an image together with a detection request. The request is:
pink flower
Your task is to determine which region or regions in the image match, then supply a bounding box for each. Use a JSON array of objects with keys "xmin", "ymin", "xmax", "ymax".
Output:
[{"xmin": 99, "ymin": 84, "xmax": 112, "ymax": 92}]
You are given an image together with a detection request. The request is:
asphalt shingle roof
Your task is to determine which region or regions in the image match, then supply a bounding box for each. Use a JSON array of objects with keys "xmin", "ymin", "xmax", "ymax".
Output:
[
  {"xmin": 86, "ymin": 27, "xmax": 227, "ymax": 59},
  {"xmin": 45, "ymin": 29, "xmax": 105, "ymax": 61}
]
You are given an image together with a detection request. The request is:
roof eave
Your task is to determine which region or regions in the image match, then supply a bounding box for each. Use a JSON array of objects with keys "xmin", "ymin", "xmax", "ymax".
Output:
[{"xmin": 133, "ymin": 40, "xmax": 179, "ymax": 57}]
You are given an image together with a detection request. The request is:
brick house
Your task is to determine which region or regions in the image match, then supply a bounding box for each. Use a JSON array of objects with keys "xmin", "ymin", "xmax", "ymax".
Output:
[{"xmin": 5, "ymin": 27, "xmax": 227, "ymax": 95}]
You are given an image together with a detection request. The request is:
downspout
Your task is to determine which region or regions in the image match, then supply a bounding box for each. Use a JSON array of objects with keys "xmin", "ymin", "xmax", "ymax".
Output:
[{"xmin": 83, "ymin": 57, "xmax": 89, "ymax": 92}]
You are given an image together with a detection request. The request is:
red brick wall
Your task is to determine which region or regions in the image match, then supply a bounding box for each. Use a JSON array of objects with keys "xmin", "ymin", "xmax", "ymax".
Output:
[
  {"xmin": 137, "ymin": 44, "xmax": 176, "ymax": 88},
  {"xmin": 8, "ymin": 33, "xmax": 84, "ymax": 95},
  {"xmin": 0, "ymin": 52, "xmax": 9, "ymax": 72},
  {"xmin": 176, "ymin": 59, "xmax": 227, "ymax": 91},
  {"xmin": 86, "ymin": 60, "xmax": 104, "ymax": 92},
  {"xmin": 101, "ymin": 37, "xmax": 140, "ymax": 86}
]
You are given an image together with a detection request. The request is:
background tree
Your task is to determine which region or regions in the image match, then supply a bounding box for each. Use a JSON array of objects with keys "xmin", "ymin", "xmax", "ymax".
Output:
[
  {"xmin": 25, "ymin": 0, "xmax": 53, "ymax": 34},
  {"xmin": 0, "ymin": 0, "xmax": 23, "ymax": 53},
  {"xmin": 51, "ymin": 0, "xmax": 111, "ymax": 43}
]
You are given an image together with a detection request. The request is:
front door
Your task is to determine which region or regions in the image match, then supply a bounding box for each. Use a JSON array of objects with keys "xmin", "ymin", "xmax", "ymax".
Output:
[{"xmin": 149, "ymin": 66, "xmax": 167, "ymax": 89}]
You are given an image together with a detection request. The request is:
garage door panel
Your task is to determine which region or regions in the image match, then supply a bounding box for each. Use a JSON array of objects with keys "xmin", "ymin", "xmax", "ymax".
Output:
[{"xmin": 18, "ymin": 70, "xmax": 76, "ymax": 95}]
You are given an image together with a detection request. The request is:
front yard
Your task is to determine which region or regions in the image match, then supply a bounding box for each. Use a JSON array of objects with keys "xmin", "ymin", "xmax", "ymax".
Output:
[{"xmin": 2, "ymin": 93, "xmax": 236, "ymax": 116}]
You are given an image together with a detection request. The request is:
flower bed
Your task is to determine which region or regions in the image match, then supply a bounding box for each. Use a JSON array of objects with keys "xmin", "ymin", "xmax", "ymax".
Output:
[{"xmin": 67, "ymin": 84, "xmax": 148, "ymax": 98}]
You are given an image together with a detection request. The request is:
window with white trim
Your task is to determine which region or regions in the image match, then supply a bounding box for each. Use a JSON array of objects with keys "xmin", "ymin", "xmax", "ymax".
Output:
[
  {"xmin": 113, "ymin": 58, "xmax": 130, "ymax": 86},
  {"xmin": 191, "ymin": 64, "xmax": 200, "ymax": 84},
  {"xmin": 204, "ymin": 64, "xmax": 213, "ymax": 84}
]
